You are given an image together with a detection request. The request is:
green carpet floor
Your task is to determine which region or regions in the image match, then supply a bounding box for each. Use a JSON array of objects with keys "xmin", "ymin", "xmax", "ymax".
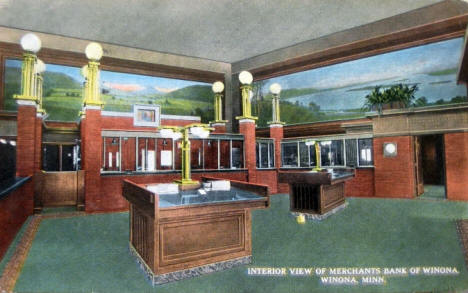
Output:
[
  {"xmin": 10, "ymin": 195, "xmax": 468, "ymax": 293},
  {"xmin": 419, "ymin": 185, "xmax": 446, "ymax": 200}
]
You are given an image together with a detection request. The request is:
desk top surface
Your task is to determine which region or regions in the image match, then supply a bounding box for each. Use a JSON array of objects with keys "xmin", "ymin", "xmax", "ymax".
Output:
[
  {"xmin": 158, "ymin": 187, "xmax": 266, "ymax": 208},
  {"xmin": 278, "ymin": 169, "xmax": 355, "ymax": 185}
]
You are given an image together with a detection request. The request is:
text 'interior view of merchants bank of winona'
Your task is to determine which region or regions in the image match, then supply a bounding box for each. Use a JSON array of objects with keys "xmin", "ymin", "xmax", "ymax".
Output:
[{"xmin": 2, "ymin": 2, "xmax": 468, "ymax": 292}]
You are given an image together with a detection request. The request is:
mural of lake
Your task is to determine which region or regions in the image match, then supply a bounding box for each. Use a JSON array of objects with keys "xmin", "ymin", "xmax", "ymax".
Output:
[{"xmin": 252, "ymin": 37, "xmax": 467, "ymax": 126}]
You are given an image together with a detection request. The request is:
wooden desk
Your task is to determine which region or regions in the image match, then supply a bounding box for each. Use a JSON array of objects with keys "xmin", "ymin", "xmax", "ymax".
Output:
[
  {"xmin": 122, "ymin": 178, "xmax": 269, "ymax": 285},
  {"xmin": 278, "ymin": 169, "xmax": 354, "ymax": 215}
]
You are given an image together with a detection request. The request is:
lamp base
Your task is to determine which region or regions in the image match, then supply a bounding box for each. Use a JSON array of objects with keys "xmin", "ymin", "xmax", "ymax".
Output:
[
  {"xmin": 235, "ymin": 115, "xmax": 258, "ymax": 120},
  {"xmin": 174, "ymin": 179, "xmax": 201, "ymax": 190}
]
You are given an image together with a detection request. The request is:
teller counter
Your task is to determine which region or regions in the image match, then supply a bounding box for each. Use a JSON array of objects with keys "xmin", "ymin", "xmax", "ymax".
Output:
[{"xmin": 122, "ymin": 177, "xmax": 269, "ymax": 285}]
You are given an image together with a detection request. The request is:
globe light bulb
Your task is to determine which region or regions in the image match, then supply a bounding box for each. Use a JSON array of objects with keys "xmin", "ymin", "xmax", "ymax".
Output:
[
  {"xmin": 199, "ymin": 129, "xmax": 210, "ymax": 139},
  {"xmin": 238, "ymin": 71, "xmax": 253, "ymax": 85},
  {"xmin": 385, "ymin": 143, "xmax": 396, "ymax": 154},
  {"xmin": 81, "ymin": 65, "xmax": 88, "ymax": 78},
  {"xmin": 190, "ymin": 126, "xmax": 203, "ymax": 136},
  {"xmin": 305, "ymin": 140, "xmax": 316, "ymax": 146},
  {"xmin": 35, "ymin": 59, "xmax": 46, "ymax": 74},
  {"xmin": 212, "ymin": 81, "xmax": 224, "ymax": 93},
  {"xmin": 269, "ymin": 83, "xmax": 282, "ymax": 95},
  {"xmin": 172, "ymin": 132, "xmax": 182, "ymax": 141},
  {"xmin": 85, "ymin": 42, "xmax": 103, "ymax": 61},
  {"xmin": 160, "ymin": 128, "xmax": 174, "ymax": 138},
  {"xmin": 20, "ymin": 33, "xmax": 42, "ymax": 53}
]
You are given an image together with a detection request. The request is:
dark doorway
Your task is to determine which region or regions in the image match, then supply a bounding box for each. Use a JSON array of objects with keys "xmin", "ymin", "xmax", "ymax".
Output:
[{"xmin": 419, "ymin": 134, "xmax": 446, "ymax": 199}]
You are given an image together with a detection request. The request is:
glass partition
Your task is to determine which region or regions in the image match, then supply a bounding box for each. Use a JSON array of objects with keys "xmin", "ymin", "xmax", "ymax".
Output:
[
  {"xmin": 101, "ymin": 133, "xmax": 244, "ymax": 173},
  {"xmin": 281, "ymin": 137, "xmax": 373, "ymax": 168}
]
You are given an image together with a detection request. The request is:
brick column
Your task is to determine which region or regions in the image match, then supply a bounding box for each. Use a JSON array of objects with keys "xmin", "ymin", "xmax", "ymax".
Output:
[
  {"xmin": 80, "ymin": 107, "xmax": 102, "ymax": 212},
  {"xmin": 34, "ymin": 114, "xmax": 43, "ymax": 172},
  {"xmin": 16, "ymin": 101, "xmax": 37, "ymax": 177},
  {"xmin": 211, "ymin": 122, "xmax": 227, "ymax": 134},
  {"xmin": 239, "ymin": 119, "xmax": 256, "ymax": 183},
  {"xmin": 445, "ymin": 132, "xmax": 468, "ymax": 200},
  {"xmin": 269, "ymin": 124, "xmax": 283, "ymax": 170}
]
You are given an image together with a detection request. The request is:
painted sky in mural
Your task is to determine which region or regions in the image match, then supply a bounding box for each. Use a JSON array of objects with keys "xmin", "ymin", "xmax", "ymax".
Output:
[
  {"xmin": 253, "ymin": 37, "xmax": 467, "ymax": 126},
  {"xmin": 4, "ymin": 60, "xmax": 213, "ymax": 122}
]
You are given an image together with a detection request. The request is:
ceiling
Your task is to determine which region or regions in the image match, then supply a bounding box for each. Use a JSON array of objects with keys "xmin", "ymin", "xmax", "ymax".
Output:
[{"xmin": 0, "ymin": 0, "xmax": 447, "ymax": 63}]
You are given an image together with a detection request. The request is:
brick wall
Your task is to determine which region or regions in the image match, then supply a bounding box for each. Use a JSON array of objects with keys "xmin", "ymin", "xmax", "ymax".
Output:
[
  {"xmin": 344, "ymin": 168, "xmax": 375, "ymax": 197},
  {"xmin": 373, "ymin": 136, "xmax": 415, "ymax": 198},
  {"xmin": 445, "ymin": 132, "xmax": 468, "ymax": 200},
  {"xmin": 255, "ymin": 169, "xmax": 278, "ymax": 194},
  {"xmin": 0, "ymin": 180, "xmax": 33, "ymax": 259},
  {"xmin": 93, "ymin": 171, "xmax": 248, "ymax": 212}
]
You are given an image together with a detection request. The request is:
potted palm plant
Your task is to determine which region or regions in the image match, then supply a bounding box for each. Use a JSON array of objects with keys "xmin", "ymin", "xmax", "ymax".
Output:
[{"xmin": 363, "ymin": 84, "xmax": 418, "ymax": 114}]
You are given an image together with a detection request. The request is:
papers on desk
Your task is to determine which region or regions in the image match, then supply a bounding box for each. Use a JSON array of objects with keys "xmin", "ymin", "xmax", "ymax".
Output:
[
  {"xmin": 210, "ymin": 180, "xmax": 231, "ymax": 191},
  {"xmin": 147, "ymin": 183, "xmax": 179, "ymax": 194}
]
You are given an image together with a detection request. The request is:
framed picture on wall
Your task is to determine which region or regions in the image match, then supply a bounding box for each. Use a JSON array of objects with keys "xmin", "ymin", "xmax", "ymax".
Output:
[{"xmin": 133, "ymin": 104, "xmax": 161, "ymax": 127}]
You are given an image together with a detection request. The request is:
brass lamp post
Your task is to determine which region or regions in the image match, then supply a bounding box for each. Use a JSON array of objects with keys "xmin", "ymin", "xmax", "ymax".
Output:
[
  {"xmin": 35, "ymin": 59, "xmax": 46, "ymax": 115},
  {"xmin": 235, "ymin": 71, "xmax": 257, "ymax": 121},
  {"xmin": 14, "ymin": 33, "xmax": 42, "ymax": 103},
  {"xmin": 305, "ymin": 140, "xmax": 322, "ymax": 171},
  {"xmin": 159, "ymin": 123, "xmax": 213, "ymax": 186},
  {"xmin": 268, "ymin": 83, "xmax": 285, "ymax": 125},
  {"xmin": 210, "ymin": 81, "xmax": 228, "ymax": 123},
  {"xmin": 83, "ymin": 42, "xmax": 104, "ymax": 108},
  {"xmin": 79, "ymin": 65, "xmax": 89, "ymax": 117}
]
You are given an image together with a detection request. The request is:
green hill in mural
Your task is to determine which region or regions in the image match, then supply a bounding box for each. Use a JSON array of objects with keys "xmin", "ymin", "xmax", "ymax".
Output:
[
  {"xmin": 165, "ymin": 85, "xmax": 213, "ymax": 103},
  {"xmin": 280, "ymin": 87, "xmax": 321, "ymax": 99},
  {"xmin": 427, "ymin": 68, "xmax": 457, "ymax": 76}
]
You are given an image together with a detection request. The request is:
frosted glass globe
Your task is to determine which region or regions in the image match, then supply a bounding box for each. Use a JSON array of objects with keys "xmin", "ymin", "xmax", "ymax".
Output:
[
  {"xmin": 35, "ymin": 59, "xmax": 46, "ymax": 74},
  {"xmin": 238, "ymin": 71, "xmax": 253, "ymax": 85},
  {"xmin": 385, "ymin": 143, "xmax": 396, "ymax": 154},
  {"xmin": 20, "ymin": 33, "xmax": 41, "ymax": 53},
  {"xmin": 212, "ymin": 81, "xmax": 224, "ymax": 93},
  {"xmin": 160, "ymin": 128, "xmax": 174, "ymax": 138},
  {"xmin": 85, "ymin": 42, "xmax": 103, "ymax": 60},
  {"xmin": 80, "ymin": 65, "xmax": 88, "ymax": 78},
  {"xmin": 199, "ymin": 130, "xmax": 210, "ymax": 139},
  {"xmin": 269, "ymin": 83, "xmax": 282, "ymax": 95},
  {"xmin": 190, "ymin": 126, "xmax": 203, "ymax": 136}
]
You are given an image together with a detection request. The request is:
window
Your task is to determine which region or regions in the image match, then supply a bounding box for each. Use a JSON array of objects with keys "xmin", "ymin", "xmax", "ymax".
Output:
[
  {"xmin": 320, "ymin": 140, "xmax": 344, "ymax": 166},
  {"xmin": 299, "ymin": 141, "xmax": 309, "ymax": 167},
  {"xmin": 256, "ymin": 139, "xmax": 274, "ymax": 168},
  {"xmin": 345, "ymin": 139, "xmax": 357, "ymax": 167},
  {"xmin": 358, "ymin": 138, "xmax": 373, "ymax": 166},
  {"xmin": 281, "ymin": 142, "xmax": 298, "ymax": 168},
  {"xmin": 42, "ymin": 143, "xmax": 80, "ymax": 171},
  {"xmin": 0, "ymin": 137, "xmax": 16, "ymax": 183}
]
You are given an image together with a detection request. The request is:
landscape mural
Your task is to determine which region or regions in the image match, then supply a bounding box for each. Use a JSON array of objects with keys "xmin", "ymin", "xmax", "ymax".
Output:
[
  {"xmin": 252, "ymin": 37, "xmax": 467, "ymax": 127},
  {"xmin": 3, "ymin": 60, "xmax": 213, "ymax": 122}
]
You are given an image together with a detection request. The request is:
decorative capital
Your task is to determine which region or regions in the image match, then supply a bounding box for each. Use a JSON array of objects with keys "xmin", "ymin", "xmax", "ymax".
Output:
[
  {"xmin": 268, "ymin": 122, "xmax": 285, "ymax": 127},
  {"xmin": 236, "ymin": 115, "xmax": 258, "ymax": 121},
  {"xmin": 14, "ymin": 94, "xmax": 38, "ymax": 102}
]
